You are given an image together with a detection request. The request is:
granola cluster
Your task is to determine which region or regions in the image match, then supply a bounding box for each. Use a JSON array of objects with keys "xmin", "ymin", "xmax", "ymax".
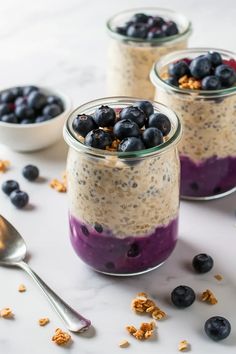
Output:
[
  {"xmin": 0, "ymin": 307, "xmax": 14, "ymax": 318},
  {"xmin": 50, "ymin": 172, "xmax": 67, "ymax": 193},
  {"xmin": 178, "ymin": 75, "xmax": 201, "ymax": 90},
  {"xmin": 0, "ymin": 160, "xmax": 10, "ymax": 173},
  {"xmin": 131, "ymin": 292, "xmax": 166, "ymax": 320},
  {"xmin": 52, "ymin": 328, "xmax": 71, "ymax": 346},
  {"xmin": 126, "ymin": 321, "xmax": 156, "ymax": 340},
  {"xmin": 200, "ymin": 289, "xmax": 218, "ymax": 305}
]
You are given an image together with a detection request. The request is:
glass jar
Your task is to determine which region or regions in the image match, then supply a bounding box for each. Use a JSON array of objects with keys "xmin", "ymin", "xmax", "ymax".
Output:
[
  {"xmin": 151, "ymin": 48, "xmax": 236, "ymax": 200},
  {"xmin": 63, "ymin": 97, "xmax": 182, "ymax": 276},
  {"xmin": 106, "ymin": 8, "xmax": 192, "ymax": 100}
]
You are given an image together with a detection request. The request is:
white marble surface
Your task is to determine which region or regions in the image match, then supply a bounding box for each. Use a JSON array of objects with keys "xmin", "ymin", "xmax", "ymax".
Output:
[{"xmin": 0, "ymin": 0, "xmax": 236, "ymax": 353}]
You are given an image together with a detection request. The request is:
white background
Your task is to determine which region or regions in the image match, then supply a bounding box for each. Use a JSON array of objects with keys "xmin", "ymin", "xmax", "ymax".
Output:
[{"xmin": 0, "ymin": 0, "xmax": 236, "ymax": 353}]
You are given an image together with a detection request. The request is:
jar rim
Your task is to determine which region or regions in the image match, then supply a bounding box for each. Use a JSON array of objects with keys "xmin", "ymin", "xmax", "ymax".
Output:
[
  {"xmin": 63, "ymin": 96, "xmax": 182, "ymax": 160},
  {"xmin": 106, "ymin": 7, "xmax": 192, "ymax": 45},
  {"xmin": 150, "ymin": 47, "xmax": 236, "ymax": 97}
]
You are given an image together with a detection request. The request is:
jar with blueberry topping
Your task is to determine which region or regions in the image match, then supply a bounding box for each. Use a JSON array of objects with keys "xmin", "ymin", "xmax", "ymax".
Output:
[
  {"xmin": 63, "ymin": 97, "xmax": 182, "ymax": 275},
  {"xmin": 106, "ymin": 8, "xmax": 191, "ymax": 100},
  {"xmin": 151, "ymin": 48, "xmax": 236, "ymax": 199}
]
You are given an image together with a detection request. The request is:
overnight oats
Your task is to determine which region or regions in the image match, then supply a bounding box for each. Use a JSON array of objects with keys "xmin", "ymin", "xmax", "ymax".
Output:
[
  {"xmin": 151, "ymin": 48, "xmax": 236, "ymax": 199},
  {"xmin": 63, "ymin": 97, "xmax": 182, "ymax": 275},
  {"xmin": 107, "ymin": 8, "xmax": 191, "ymax": 100}
]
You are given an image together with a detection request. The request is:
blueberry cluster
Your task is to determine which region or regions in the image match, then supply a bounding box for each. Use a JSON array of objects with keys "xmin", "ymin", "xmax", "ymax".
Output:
[
  {"xmin": 1, "ymin": 165, "xmax": 39, "ymax": 208},
  {"xmin": 72, "ymin": 101, "xmax": 171, "ymax": 152},
  {"xmin": 115, "ymin": 12, "xmax": 179, "ymax": 39},
  {"xmin": 167, "ymin": 51, "xmax": 236, "ymax": 89},
  {"xmin": 0, "ymin": 86, "xmax": 64, "ymax": 124}
]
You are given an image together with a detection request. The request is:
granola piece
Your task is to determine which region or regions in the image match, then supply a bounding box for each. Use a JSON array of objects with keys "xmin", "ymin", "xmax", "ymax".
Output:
[
  {"xmin": 126, "ymin": 325, "xmax": 137, "ymax": 334},
  {"xmin": 119, "ymin": 339, "xmax": 130, "ymax": 348},
  {"xmin": 50, "ymin": 178, "xmax": 67, "ymax": 193},
  {"xmin": 18, "ymin": 284, "xmax": 26, "ymax": 292},
  {"xmin": 214, "ymin": 274, "xmax": 223, "ymax": 281},
  {"xmin": 0, "ymin": 307, "xmax": 14, "ymax": 318},
  {"xmin": 39, "ymin": 317, "xmax": 50, "ymax": 326},
  {"xmin": 200, "ymin": 289, "xmax": 218, "ymax": 305},
  {"xmin": 0, "ymin": 160, "xmax": 10, "ymax": 173},
  {"xmin": 133, "ymin": 329, "xmax": 145, "ymax": 340},
  {"xmin": 137, "ymin": 292, "xmax": 148, "ymax": 298},
  {"xmin": 52, "ymin": 328, "xmax": 71, "ymax": 346},
  {"xmin": 178, "ymin": 75, "xmax": 201, "ymax": 90},
  {"xmin": 152, "ymin": 309, "xmax": 166, "ymax": 320},
  {"xmin": 178, "ymin": 340, "xmax": 189, "ymax": 351},
  {"xmin": 126, "ymin": 321, "xmax": 156, "ymax": 341},
  {"xmin": 131, "ymin": 292, "xmax": 166, "ymax": 320}
]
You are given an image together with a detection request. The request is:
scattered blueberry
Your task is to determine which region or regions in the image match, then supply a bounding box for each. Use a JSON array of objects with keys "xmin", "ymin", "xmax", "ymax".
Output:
[
  {"xmin": 118, "ymin": 137, "xmax": 145, "ymax": 152},
  {"xmin": 168, "ymin": 60, "xmax": 190, "ymax": 79},
  {"xmin": 0, "ymin": 113, "xmax": 18, "ymax": 124},
  {"xmin": 93, "ymin": 105, "xmax": 116, "ymax": 127},
  {"xmin": 148, "ymin": 113, "xmax": 171, "ymax": 136},
  {"xmin": 43, "ymin": 104, "xmax": 62, "ymax": 118},
  {"xmin": 215, "ymin": 64, "xmax": 236, "ymax": 87},
  {"xmin": 84, "ymin": 129, "xmax": 112, "ymax": 149},
  {"xmin": 113, "ymin": 119, "xmax": 140, "ymax": 140},
  {"xmin": 201, "ymin": 75, "xmax": 221, "ymax": 90},
  {"xmin": 15, "ymin": 104, "xmax": 35, "ymax": 120},
  {"xmin": 120, "ymin": 106, "xmax": 146, "ymax": 128},
  {"xmin": 171, "ymin": 285, "xmax": 196, "ymax": 308},
  {"xmin": 205, "ymin": 316, "xmax": 231, "ymax": 341},
  {"xmin": 22, "ymin": 165, "xmax": 39, "ymax": 181},
  {"xmin": 142, "ymin": 127, "xmax": 163, "ymax": 148},
  {"xmin": 72, "ymin": 114, "xmax": 97, "ymax": 137},
  {"xmin": 10, "ymin": 190, "xmax": 29, "ymax": 209},
  {"xmin": 127, "ymin": 243, "xmax": 140, "ymax": 257},
  {"xmin": 206, "ymin": 52, "xmax": 222, "ymax": 67},
  {"xmin": 126, "ymin": 23, "xmax": 148, "ymax": 39},
  {"xmin": 133, "ymin": 100, "xmax": 154, "ymax": 117},
  {"xmin": 28, "ymin": 91, "xmax": 47, "ymax": 110},
  {"xmin": 192, "ymin": 253, "xmax": 214, "ymax": 273},
  {"xmin": 1, "ymin": 180, "xmax": 19, "ymax": 196},
  {"xmin": 189, "ymin": 56, "xmax": 212, "ymax": 79}
]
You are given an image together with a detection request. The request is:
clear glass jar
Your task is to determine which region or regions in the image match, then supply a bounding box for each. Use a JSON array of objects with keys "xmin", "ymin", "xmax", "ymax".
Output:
[
  {"xmin": 151, "ymin": 48, "xmax": 236, "ymax": 200},
  {"xmin": 63, "ymin": 97, "xmax": 182, "ymax": 276},
  {"xmin": 107, "ymin": 8, "xmax": 191, "ymax": 100}
]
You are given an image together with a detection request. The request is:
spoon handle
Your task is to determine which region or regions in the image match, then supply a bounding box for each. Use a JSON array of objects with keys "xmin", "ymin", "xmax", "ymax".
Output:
[{"xmin": 18, "ymin": 261, "xmax": 91, "ymax": 332}]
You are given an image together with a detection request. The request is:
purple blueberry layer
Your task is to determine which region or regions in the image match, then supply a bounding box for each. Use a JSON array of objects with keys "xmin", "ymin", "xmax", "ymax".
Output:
[
  {"xmin": 180, "ymin": 155, "xmax": 236, "ymax": 198},
  {"xmin": 69, "ymin": 214, "xmax": 178, "ymax": 274}
]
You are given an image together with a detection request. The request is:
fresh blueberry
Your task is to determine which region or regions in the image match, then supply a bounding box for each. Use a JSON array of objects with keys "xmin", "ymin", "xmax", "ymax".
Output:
[
  {"xmin": 116, "ymin": 26, "xmax": 128, "ymax": 35},
  {"xmin": 113, "ymin": 119, "xmax": 140, "ymax": 140},
  {"xmin": 84, "ymin": 129, "xmax": 112, "ymax": 150},
  {"xmin": 168, "ymin": 60, "xmax": 190, "ymax": 79},
  {"xmin": 118, "ymin": 137, "xmax": 145, "ymax": 152},
  {"xmin": 94, "ymin": 223, "xmax": 103, "ymax": 233},
  {"xmin": 10, "ymin": 190, "xmax": 29, "ymax": 209},
  {"xmin": 127, "ymin": 243, "xmax": 140, "ymax": 257},
  {"xmin": 206, "ymin": 52, "xmax": 222, "ymax": 67},
  {"xmin": 171, "ymin": 285, "xmax": 196, "ymax": 308},
  {"xmin": 15, "ymin": 104, "xmax": 35, "ymax": 120},
  {"xmin": 192, "ymin": 253, "xmax": 214, "ymax": 273},
  {"xmin": 72, "ymin": 114, "xmax": 97, "ymax": 137},
  {"xmin": 201, "ymin": 75, "xmax": 221, "ymax": 90},
  {"xmin": 0, "ymin": 113, "xmax": 18, "ymax": 124},
  {"xmin": 0, "ymin": 103, "xmax": 11, "ymax": 116},
  {"xmin": 162, "ymin": 21, "xmax": 179, "ymax": 36},
  {"xmin": 47, "ymin": 95, "xmax": 64, "ymax": 110},
  {"xmin": 15, "ymin": 96, "xmax": 27, "ymax": 106},
  {"xmin": 28, "ymin": 91, "xmax": 47, "ymax": 110},
  {"xmin": 205, "ymin": 316, "xmax": 231, "ymax": 341},
  {"xmin": 0, "ymin": 90, "xmax": 15, "ymax": 103},
  {"xmin": 126, "ymin": 23, "xmax": 148, "ymax": 39},
  {"xmin": 20, "ymin": 119, "xmax": 34, "ymax": 124},
  {"xmin": 148, "ymin": 16, "xmax": 165, "ymax": 28},
  {"xmin": 22, "ymin": 165, "xmax": 39, "ymax": 181},
  {"xmin": 42, "ymin": 104, "xmax": 62, "ymax": 118},
  {"xmin": 215, "ymin": 64, "xmax": 236, "ymax": 87},
  {"xmin": 131, "ymin": 13, "xmax": 149, "ymax": 23},
  {"xmin": 148, "ymin": 113, "xmax": 171, "ymax": 136},
  {"xmin": 1, "ymin": 180, "xmax": 19, "ymax": 196},
  {"xmin": 142, "ymin": 127, "xmax": 163, "ymax": 148},
  {"xmin": 93, "ymin": 105, "xmax": 116, "ymax": 127},
  {"xmin": 35, "ymin": 115, "xmax": 51, "ymax": 123},
  {"xmin": 133, "ymin": 101, "xmax": 154, "ymax": 117},
  {"xmin": 11, "ymin": 87, "xmax": 23, "ymax": 97},
  {"xmin": 23, "ymin": 86, "xmax": 39, "ymax": 96},
  {"xmin": 120, "ymin": 106, "xmax": 146, "ymax": 128},
  {"xmin": 189, "ymin": 56, "xmax": 212, "ymax": 79},
  {"xmin": 166, "ymin": 76, "xmax": 179, "ymax": 86},
  {"xmin": 147, "ymin": 28, "xmax": 165, "ymax": 39}
]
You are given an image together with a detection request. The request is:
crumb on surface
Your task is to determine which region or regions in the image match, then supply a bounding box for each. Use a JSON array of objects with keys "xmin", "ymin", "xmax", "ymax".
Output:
[
  {"xmin": 18, "ymin": 284, "xmax": 26, "ymax": 292},
  {"xmin": 126, "ymin": 321, "xmax": 156, "ymax": 340},
  {"xmin": 39, "ymin": 317, "xmax": 50, "ymax": 326},
  {"xmin": 52, "ymin": 328, "xmax": 71, "ymax": 345},
  {"xmin": 214, "ymin": 274, "xmax": 223, "ymax": 281},
  {"xmin": 50, "ymin": 175, "xmax": 67, "ymax": 193},
  {"xmin": 0, "ymin": 307, "xmax": 14, "ymax": 318},
  {"xmin": 119, "ymin": 339, "xmax": 130, "ymax": 348},
  {"xmin": 0, "ymin": 160, "xmax": 10, "ymax": 173},
  {"xmin": 178, "ymin": 340, "xmax": 189, "ymax": 351},
  {"xmin": 200, "ymin": 289, "xmax": 218, "ymax": 305},
  {"xmin": 131, "ymin": 292, "xmax": 166, "ymax": 320}
]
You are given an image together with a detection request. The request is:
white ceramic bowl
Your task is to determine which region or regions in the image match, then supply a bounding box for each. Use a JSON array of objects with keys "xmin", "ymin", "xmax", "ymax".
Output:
[{"xmin": 0, "ymin": 86, "xmax": 72, "ymax": 152}]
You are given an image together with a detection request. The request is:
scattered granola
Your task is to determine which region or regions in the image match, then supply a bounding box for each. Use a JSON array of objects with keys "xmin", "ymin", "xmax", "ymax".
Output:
[
  {"xmin": 178, "ymin": 340, "xmax": 189, "ymax": 351},
  {"xmin": 39, "ymin": 317, "xmax": 50, "ymax": 326},
  {"xmin": 50, "ymin": 172, "xmax": 67, "ymax": 193},
  {"xmin": 0, "ymin": 307, "xmax": 14, "ymax": 318},
  {"xmin": 131, "ymin": 292, "xmax": 166, "ymax": 320},
  {"xmin": 178, "ymin": 75, "xmax": 201, "ymax": 90},
  {"xmin": 126, "ymin": 321, "xmax": 156, "ymax": 340},
  {"xmin": 119, "ymin": 339, "xmax": 130, "ymax": 348},
  {"xmin": 214, "ymin": 274, "xmax": 223, "ymax": 281},
  {"xmin": 52, "ymin": 328, "xmax": 71, "ymax": 346},
  {"xmin": 18, "ymin": 284, "xmax": 26, "ymax": 292},
  {"xmin": 200, "ymin": 289, "xmax": 218, "ymax": 305},
  {"xmin": 0, "ymin": 160, "xmax": 10, "ymax": 173}
]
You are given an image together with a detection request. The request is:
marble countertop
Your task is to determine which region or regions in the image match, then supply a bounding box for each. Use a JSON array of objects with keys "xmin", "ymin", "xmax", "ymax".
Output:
[{"xmin": 0, "ymin": 0, "xmax": 236, "ymax": 353}]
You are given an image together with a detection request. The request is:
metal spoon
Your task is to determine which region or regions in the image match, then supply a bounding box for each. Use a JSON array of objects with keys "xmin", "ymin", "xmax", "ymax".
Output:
[{"xmin": 0, "ymin": 215, "xmax": 91, "ymax": 332}]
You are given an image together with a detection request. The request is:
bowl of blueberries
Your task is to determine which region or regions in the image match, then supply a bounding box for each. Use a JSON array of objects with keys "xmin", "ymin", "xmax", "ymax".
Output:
[{"xmin": 0, "ymin": 85, "xmax": 72, "ymax": 152}]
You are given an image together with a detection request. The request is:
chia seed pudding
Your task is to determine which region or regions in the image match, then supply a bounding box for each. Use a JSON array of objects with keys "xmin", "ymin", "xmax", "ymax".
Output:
[
  {"xmin": 107, "ymin": 8, "xmax": 191, "ymax": 100},
  {"xmin": 63, "ymin": 97, "xmax": 182, "ymax": 275},
  {"xmin": 151, "ymin": 48, "xmax": 236, "ymax": 199}
]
